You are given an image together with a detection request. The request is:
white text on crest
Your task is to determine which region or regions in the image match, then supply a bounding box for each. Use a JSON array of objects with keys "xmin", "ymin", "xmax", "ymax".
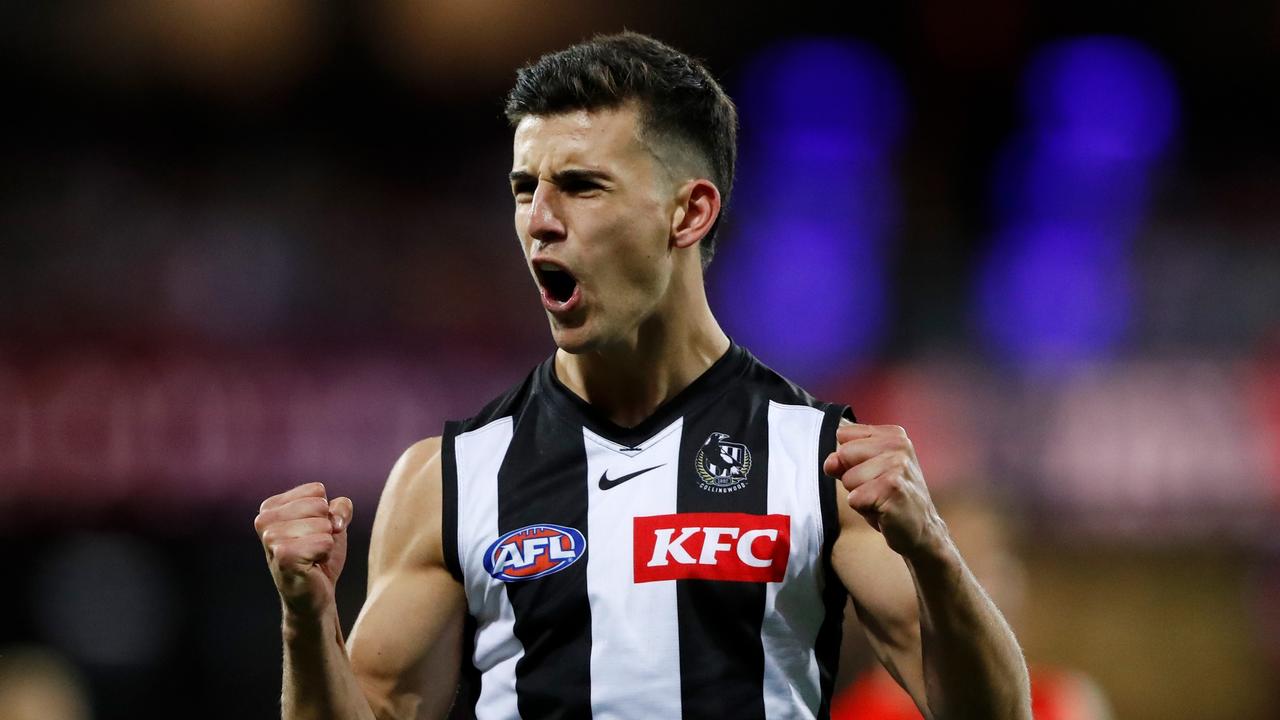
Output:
[{"xmin": 493, "ymin": 535, "xmax": 578, "ymax": 572}]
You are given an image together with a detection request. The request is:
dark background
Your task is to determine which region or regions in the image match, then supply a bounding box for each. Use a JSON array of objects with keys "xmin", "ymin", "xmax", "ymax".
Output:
[{"xmin": 2, "ymin": 2, "xmax": 1278, "ymax": 718}]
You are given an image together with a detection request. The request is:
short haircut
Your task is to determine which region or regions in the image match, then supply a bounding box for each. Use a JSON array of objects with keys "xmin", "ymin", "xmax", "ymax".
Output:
[{"xmin": 504, "ymin": 31, "xmax": 738, "ymax": 268}]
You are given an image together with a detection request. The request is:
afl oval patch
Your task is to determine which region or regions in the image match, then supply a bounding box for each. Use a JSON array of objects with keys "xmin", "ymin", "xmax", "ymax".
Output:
[{"xmin": 483, "ymin": 523, "xmax": 585, "ymax": 582}]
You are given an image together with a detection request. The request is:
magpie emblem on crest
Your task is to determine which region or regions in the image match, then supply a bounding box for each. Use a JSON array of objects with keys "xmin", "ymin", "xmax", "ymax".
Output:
[{"xmin": 695, "ymin": 431, "xmax": 752, "ymax": 493}]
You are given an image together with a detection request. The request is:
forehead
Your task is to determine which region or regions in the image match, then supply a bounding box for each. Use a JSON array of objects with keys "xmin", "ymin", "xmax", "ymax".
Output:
[{"xmin": 511, "ymin": 106, "xmax": 649, "ymax": 172}]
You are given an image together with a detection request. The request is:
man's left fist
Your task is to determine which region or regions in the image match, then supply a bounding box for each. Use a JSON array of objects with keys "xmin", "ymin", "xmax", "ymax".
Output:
[{"xmin": 823, "ymin": 423, "xmax": 946, "ymax": 559}]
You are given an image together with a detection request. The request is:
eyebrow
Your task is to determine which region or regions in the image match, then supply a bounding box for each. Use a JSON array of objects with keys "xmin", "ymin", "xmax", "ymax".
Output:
[{"xmin": 508, "ymin": 169, "xmax": 614, "ymax": 185}]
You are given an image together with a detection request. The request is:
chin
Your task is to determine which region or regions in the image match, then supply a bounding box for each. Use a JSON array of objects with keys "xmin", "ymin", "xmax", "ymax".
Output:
[{"xmin": 547, "ymin": 321, "xmax": 599, "ymax": 355}]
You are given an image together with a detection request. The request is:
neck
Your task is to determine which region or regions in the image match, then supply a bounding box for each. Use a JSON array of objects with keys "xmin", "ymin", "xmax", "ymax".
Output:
[{"xmin": 554, "ymin": 284, "xmax": 730, "ymax": 429}]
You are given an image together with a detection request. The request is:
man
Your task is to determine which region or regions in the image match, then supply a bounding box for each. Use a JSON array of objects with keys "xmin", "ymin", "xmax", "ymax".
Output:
[{"xmin": 254, "ymin": 32, "xmax": 1031, "ymax": 719}]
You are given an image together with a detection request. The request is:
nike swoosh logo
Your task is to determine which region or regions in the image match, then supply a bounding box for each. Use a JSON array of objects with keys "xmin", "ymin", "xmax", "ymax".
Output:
[{"xmin": 598, "ymin": 464, "xmax": 665, "ymax": 490}]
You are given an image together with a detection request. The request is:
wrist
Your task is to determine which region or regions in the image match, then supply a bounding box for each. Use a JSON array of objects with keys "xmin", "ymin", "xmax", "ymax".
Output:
[
  {"xmin": 903, "ymin": 515, "xmax": 959, "ymax": 569},
  {"xmin": 281, "ymin": 604, "xmax": 338, "ymax": 643}
]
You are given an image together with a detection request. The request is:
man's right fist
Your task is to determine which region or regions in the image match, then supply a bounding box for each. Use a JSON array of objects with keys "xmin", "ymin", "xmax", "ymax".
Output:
[{"xmin": 254, "ymin": 482, "xmax": 354, "ymax": 618}]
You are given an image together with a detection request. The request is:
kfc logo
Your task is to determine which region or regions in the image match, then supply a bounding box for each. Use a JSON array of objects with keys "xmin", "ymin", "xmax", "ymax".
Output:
[{"xmin": 633, "ymin": 512, "xmax": 790, "ymax": 583}]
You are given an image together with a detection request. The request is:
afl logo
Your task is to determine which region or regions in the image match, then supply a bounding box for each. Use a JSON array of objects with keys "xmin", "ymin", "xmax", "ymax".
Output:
[
  {"xmin": 483, "ymin": 524, "xmax": 585, "ymax": 582},
  {"xmin": 696, "ymin": 432, "xmax": 752, "ymax": 493}
]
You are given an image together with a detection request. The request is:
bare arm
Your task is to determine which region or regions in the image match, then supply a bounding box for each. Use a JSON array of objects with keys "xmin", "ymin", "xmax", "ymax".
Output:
[
  {"xmin": 348, "ymin": 438, "xmax": 467, "ymax": 719},
  {"xmin": 256, "ymin": 437, "xmax": 466, "ymax": 720},
  {"xmin": 826, "ymin": 420, "xmax": 1031, "ymax": 719}
]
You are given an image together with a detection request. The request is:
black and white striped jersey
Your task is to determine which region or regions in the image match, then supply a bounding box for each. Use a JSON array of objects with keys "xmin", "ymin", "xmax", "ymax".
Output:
[{"xmin": 441, "ymin": 342, "xmax": 854, "ymax": 720}]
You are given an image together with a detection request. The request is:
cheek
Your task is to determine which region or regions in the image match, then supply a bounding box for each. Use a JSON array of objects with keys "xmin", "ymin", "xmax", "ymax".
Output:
[
  {"xmin": 605, "ymin": 220, "xmax": 672, "ymax": 295},
  {"xmin": 513, "ymin": 209, "xmax": 534, "ymax": 252}
]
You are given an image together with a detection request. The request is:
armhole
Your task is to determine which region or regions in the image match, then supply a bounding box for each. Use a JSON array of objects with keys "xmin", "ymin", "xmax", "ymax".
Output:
[
  {"xmin": 441, "ymin": 421, "xmax": 463, "ymax": 583},
  {"xmin": 818, "ymin": 404, "xmax": 851, "ymax": 564},
  {"xmin": 815, "ymin": 403, "xmax": 854, "ymax": 719}
]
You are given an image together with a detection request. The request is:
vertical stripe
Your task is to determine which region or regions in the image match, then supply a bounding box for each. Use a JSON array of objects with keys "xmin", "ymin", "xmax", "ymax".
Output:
[
  {"xmin": 442, "ymin": 423, "xmax": 462, "ymax": 581},
  {"xmin": 676, "ymin": 394, "xmax": 772, "ymax": 720},
  {"xmin": 441, "ymin": 424, "xmax": 480, "ymax": 718},
  {"xmin": 762, "ymin": 402, "xmax": 828, "ymax": 719},
  {"xmin": 814, "ymin": 405, "xmax": 851, "ymax": 720},
  {"xmin": 499, "ymin": 408, "xmax": 593, "ymax": 719},
  {"xmin": 584, "ymin": 419, "xmax": 685, "ymax": 719},
  {"xmin": 454, "ymin": 417, "xmax": 522, "ymax": 720},
  {"xmin": 447, "ymin": 614, "xmax": 481, "ymax": 720}
]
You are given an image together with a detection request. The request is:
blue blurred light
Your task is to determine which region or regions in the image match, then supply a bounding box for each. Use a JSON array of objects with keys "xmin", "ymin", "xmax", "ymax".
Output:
[
  {"xmin": 977, "ymin": 36, "xmax": 1179, "ymax": 370},
  {"xmin": 712, "ymin": 40, "xmax": 906, "ymax": 384},
  {"xmin": 1025, "ymin": 37, "xmax": 1180, "ymax": 163},
  {"xmin": 991, "ymin": 136, "xmax": 1155, "ymax": 238},
  {"xmin": 978, "ymin": 224, "xmax": 1133, "ymax": 366}
]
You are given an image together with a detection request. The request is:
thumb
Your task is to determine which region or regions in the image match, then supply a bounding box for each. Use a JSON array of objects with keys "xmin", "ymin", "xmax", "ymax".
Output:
[
  {"xmin": 822, "ymin": 451, "xmax": 844, "ymax": 478},
  {"xmin": 329, "ymin": 497, "xmax": 354, "ymax": 533}
]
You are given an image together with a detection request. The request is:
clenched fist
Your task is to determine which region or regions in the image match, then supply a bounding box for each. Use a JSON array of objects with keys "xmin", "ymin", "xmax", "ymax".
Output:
[
  {"xmin": 254, "ymin": 482, "xmax": 354, "ymax": 618},
  {"xmin": 823, "ymin": 423, "xmax": 946, "ymax": 559}
]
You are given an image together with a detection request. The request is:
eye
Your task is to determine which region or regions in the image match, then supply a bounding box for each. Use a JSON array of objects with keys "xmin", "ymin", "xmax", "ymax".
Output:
[
  {"xmin": 562, "ymin": 180, "xmax": 603, "ymax": 196},
  {"xmin": 511, "ymin": 180, "xmax": 535, "ymax": 202}
]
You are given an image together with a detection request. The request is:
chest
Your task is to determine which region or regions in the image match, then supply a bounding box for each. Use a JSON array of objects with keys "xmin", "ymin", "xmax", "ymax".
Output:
[{"xmin": 452, "ymin": 400, "xmax": 832, "ymax": 626}]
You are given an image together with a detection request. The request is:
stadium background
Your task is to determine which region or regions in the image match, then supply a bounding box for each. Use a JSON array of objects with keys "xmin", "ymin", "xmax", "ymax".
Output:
[{"xmin": 2, "ymin": 2, "xmax": 1278, "ymax": 718}]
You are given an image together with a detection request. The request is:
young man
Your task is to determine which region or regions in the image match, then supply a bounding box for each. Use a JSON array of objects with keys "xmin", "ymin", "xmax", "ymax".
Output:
[{"xmin": 254, "ymin": 32, "xmax": 1031, "ymax": 720}]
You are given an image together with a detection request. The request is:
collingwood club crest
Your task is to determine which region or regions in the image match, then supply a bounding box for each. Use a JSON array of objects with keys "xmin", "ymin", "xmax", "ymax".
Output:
[{"xmin": 695, "ymin": 432, "xmax": 752, "ymax": 493}]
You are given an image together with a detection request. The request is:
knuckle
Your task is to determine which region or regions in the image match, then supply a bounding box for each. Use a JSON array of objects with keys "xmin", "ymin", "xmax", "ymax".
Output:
[
  {"xmin": 268, "ymin": 541, "xmax": 288, "ymax": 563},
  {"xmin": 885, "ymin": 436, "xmax": 912, "ymax": 456},
  {"xmin": 299, "ymin": 497, "xmax": 328, "ymax": 516}
]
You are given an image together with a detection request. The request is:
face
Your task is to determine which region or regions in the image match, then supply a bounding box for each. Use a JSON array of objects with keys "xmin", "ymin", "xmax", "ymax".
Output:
[{"xmin": 510, "ymin": 105, "xmax": 681, "ymax": 354}]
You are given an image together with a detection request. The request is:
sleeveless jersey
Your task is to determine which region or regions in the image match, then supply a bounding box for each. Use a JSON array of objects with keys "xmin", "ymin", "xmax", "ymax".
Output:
[{"xmin": 442, "ymin": 343, "xmax": 854, "ymax": 719}]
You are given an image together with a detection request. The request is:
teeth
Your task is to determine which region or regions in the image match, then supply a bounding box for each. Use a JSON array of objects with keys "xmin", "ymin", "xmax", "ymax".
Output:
[{"xmin": 536, "ymin": 262, "xmax": 560, "ymax": 272}]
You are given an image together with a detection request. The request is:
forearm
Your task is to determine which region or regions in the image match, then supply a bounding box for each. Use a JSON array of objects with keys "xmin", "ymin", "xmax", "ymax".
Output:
[
  {"xmin": 907, "ymin": 540, "xmax": 1031, "ymax": 720},
  {"xmin": 282, "ymin": 608, "xmax": 378, "ymax": 720}
]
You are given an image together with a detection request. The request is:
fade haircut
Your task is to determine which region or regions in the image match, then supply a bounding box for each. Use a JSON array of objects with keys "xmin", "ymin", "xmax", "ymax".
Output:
[{"xmin": 504, "ymin": 31, "xmax": 738, "ymax": 268}]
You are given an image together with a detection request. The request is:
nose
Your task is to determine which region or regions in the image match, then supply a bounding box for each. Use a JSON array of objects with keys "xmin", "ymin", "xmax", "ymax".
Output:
[{"xmin": 527, "ymin": 183, "xmax": 567, "ymax": 244}]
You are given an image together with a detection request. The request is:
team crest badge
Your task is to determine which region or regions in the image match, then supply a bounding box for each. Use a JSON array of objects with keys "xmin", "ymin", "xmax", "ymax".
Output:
[{"xmin": 695, "ymin": 432, "xmax": 752, "ymax": 493}]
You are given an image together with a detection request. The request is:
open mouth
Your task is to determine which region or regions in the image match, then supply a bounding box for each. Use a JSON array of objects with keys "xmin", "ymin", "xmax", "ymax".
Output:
[{"xmin": 534, "ymin": 261, "xmax": 580, "ymax": 306}]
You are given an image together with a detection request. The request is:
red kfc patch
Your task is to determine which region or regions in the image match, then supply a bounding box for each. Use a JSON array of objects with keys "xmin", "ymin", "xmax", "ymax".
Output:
[{"xmin": 634, "ymin": 512, "xmax": 790, "ymax": 583}]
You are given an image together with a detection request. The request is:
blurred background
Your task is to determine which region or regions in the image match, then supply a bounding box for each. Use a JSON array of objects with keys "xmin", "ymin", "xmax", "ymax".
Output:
[{"xmin": 1, "ymin": 2, "xmax": 1278, "ymax": 718}]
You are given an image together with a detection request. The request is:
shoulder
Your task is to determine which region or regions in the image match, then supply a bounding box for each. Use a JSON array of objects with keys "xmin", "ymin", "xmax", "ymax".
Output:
[
  {"xmin": 735, "ymin": 345, "xmax": 856, "ymax": 420},
  {"xmin": 369, "ymin": 437, "xmax": 446, "ymax": 577},
  {"xmin": 451, "ymin": 360, "xmax": 547, "ymax": 433},
  {"xmin": 385, "ymin": 437, "xmax": 444, "ymax": 507}
]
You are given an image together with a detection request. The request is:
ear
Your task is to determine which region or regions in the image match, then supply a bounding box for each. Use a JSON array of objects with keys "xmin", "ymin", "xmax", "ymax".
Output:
[{"xmin": 670, "ymin": 179, "xmax": 721, "ymax": 251}]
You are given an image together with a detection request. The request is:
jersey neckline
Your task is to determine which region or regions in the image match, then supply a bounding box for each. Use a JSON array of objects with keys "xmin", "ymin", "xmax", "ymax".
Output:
[{"xmin": 537, "ymin": 341, "xmax": 751, "ymax": 448}]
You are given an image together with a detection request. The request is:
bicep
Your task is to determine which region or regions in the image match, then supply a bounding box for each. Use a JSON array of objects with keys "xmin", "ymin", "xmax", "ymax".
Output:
[
  {"xmin": 348, "ymin": 437, "xmax": 468, "ymax": 720},
  {"xmin": 349, "ymin": 565, "xmax": 465, "ymax": 720},
  {"xmin": 831, "ymin": 477, "xmax": 931, "ymax": 715}
]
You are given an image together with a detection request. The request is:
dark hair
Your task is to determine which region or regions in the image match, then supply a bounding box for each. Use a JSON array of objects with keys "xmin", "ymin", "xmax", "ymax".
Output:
[{"xmin": 505, "ymin": 31, "xmax": 738, "ymax": 268}]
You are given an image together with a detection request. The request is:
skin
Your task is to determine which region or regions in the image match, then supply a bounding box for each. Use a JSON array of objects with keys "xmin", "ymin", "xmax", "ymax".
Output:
[
  {"xmin": 509, "ymin": 102, "xmax": 730, "ymax": 427},
  {"xmin": 840, "ymin": 498, "xmax": 1114, "ymax": 719},
  {"xmin": 255, "ymin": 103, "xmax": 1031, "ymax": 719}
]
